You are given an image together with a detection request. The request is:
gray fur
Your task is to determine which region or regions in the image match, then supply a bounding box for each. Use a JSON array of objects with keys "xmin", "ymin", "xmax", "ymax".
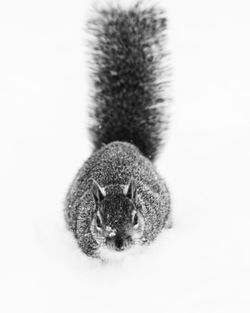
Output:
[
  {"xmin": 65, "ymin": 3, "xmax": 171, "ymax": 259},
  {"xmin": 65, "ymin": 142, "xmax": 171, "ymax": 258}
]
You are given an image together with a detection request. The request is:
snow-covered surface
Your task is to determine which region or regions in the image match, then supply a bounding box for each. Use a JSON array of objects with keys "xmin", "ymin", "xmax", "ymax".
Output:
[{"xmin": 0, "ymin": 0, "xmax": 250, "ymax": 312}]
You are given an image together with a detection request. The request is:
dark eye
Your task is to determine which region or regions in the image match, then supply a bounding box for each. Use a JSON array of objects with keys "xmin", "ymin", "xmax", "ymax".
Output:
[
  {"xmin": 133, "ymin": 211, "xmax": 139, "ymax": 227},
  {"xmin": 96, "ymin": 213, "xmax": 102, "ymax": 229}
]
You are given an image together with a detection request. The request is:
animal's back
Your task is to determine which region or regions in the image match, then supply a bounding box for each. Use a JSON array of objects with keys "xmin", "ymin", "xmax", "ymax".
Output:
[{"xmin": 79, "ymin": 141, "xmax": 161, "ymax": 186}]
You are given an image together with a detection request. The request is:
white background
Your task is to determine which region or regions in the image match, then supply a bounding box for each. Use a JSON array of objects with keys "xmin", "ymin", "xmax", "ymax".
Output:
[{"xmin": 0, "ymin": 0, "xmax": 250, "ymax": 312}]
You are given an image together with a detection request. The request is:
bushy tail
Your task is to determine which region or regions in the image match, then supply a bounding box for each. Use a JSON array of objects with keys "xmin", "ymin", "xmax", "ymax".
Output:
[{"xmin": 88, "ymin": 2, "xmax": 169, "ymax": 161}]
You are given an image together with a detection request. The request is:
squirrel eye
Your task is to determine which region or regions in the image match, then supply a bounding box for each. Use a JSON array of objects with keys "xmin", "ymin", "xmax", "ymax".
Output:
[
  {"xmin": 133, "ymin": 211, "xmax": 139, "ymax": 227},
  {"xmin": 96, "ymin": 213, "xmax": 102, "ymax": 229}
]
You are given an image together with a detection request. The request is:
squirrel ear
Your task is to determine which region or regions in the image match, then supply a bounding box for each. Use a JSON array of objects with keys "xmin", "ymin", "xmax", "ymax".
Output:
[
  {"xmin": 124, "ymin": 178, "xmax": 137, "ymax": 201},
  {"xmin": 90, "ymin": 179, "xmax": 106, "ymax": 203}
]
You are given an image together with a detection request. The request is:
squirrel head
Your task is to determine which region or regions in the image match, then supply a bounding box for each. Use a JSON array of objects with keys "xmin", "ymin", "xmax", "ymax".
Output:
[{"xmin": 90, "ymin": 179, "xmax": 145, "ymax": 252}]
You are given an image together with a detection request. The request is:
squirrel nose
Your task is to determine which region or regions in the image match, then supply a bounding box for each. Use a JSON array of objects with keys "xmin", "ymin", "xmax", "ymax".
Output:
[{"xmin": 114, "ymin": 236, "xmax": 124, "ymax": 250}]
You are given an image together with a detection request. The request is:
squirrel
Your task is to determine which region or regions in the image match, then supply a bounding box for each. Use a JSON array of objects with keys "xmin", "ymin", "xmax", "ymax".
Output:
[{"xmin": 65, "ymin": 2, "xmax": 172, "ymax": 260}]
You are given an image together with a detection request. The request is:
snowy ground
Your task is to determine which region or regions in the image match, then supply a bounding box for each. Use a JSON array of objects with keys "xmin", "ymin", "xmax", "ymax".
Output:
[{"xmin": 0, "ymin": 0, "xmax": 250, "ymax": 312}]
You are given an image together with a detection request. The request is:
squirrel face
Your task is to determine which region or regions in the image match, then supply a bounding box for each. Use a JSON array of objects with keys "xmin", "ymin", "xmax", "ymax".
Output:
[{"xmin": 90, "ymin": 179, "xmax": 145, "ymax": 252}]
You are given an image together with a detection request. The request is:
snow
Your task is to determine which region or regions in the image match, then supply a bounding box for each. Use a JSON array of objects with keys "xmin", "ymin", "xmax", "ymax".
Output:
[{"xmin": 0, "ymin": 0, "xmax": 250, "ymax": 312}]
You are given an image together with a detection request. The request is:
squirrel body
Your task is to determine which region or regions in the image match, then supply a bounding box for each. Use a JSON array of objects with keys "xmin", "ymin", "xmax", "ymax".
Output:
[
  {"xmin": 65, "ymin": 3, "xmax": 171, "ymax": 260},
  {"xmin": 65, "ymin": 141, "xmax": 171, "ymax": 258}
]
